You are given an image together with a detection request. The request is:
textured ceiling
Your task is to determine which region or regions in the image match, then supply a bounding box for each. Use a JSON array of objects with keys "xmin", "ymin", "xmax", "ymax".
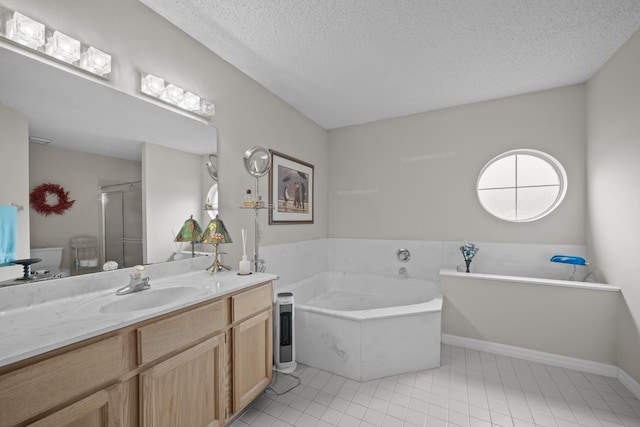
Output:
[{"xmin": 140, "ymin": 0, "xmax": 640, "ymax": 129}]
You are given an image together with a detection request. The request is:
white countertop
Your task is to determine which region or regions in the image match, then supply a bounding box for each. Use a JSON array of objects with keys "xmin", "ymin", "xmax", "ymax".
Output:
[
  {"xmin": 0, "ymin": 269, "xmax": 277, "ymax": 368},
  {"xmin": 439, "ymin": 268, "xmax": 620, "ymax": 292}
]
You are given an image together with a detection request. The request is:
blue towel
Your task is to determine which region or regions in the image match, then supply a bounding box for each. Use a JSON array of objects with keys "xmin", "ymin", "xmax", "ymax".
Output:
[{"xmin": 0, "ymin": 205, "xmax": 18, "ymax": 264}]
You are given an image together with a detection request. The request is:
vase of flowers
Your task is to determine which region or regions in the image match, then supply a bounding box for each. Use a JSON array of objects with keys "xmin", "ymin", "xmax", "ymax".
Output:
[{"xmin": 460, "ymin": 241, "xmax": 479, "ymax": 273}]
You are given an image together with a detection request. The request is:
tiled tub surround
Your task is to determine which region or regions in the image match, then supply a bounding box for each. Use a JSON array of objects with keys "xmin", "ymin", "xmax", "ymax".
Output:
[
  {"xmin": 0, "ymin": 256, "xmax": 277, "ymax": 368},
  {"xmin": 278, "ymin": 271, "xmax": 442, "ymax": 381},
  {"xmin": 327, "ymin": 239, "xmax": 590, "ymax": 284},
  {"xmin": 261, "ymin": 238, "xmax": 591, "ymax": 291}
]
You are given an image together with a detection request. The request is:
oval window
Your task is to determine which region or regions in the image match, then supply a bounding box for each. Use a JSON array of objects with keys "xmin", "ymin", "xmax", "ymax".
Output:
[{"xmin": 477, "ymin": 149, "xmax": 567, "ymax": 222}]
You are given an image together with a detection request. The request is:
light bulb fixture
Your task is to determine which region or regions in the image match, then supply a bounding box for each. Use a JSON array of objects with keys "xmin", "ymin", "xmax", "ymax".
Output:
[
  {"xmin": 178, "ymin": 92, "xmax": 201, "ymax": 111},
  {"xmin": 45, "ymin": 30, "xmax": 81, "ymax": 64},
  {"xmin": 199, "ymin": 99, "xmax": 216, "ymax": 116},
  {"xmin": 0, "ymin": 7, "xmax": 112, "ymax": 79},
  {"xmin": 160, "ymin": 84, "xmax": 184, "ymax": 105},
  {"xmin": 79, "ymin": 46, "xmax": 111, "ymax": 76},
  {"xmin": 140, "ymin": 74, "xmax": 165, "ymax": 97},
  {"xmin": 5, "ymin": 11, "xmax": 45, "ymax": 50},
  {"xmin": 139, "ymin": 72, "xmax": 215, "ymax": 119}
]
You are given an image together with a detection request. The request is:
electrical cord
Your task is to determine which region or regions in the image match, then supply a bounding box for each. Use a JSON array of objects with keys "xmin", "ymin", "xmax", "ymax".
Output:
[{"xmin": 266, "ymin": 369, "xmax": 301, "ymax": 396}]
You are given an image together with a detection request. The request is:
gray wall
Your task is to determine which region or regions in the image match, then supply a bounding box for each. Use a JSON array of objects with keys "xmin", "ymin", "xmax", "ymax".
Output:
[
  {"xmin": 442, "ymin": 275, "xmax": 618, "ymax": 365},
  {"xmin": 142, "ymin": 143, "xmax": 201, "ymax": 264},
  {"xmin": 328, "ymin": 85, "xmax": 586, "ymax": 245},
  {"xmin": 587, "ymin": 28, "xmax": 640, "ymax": 383}
]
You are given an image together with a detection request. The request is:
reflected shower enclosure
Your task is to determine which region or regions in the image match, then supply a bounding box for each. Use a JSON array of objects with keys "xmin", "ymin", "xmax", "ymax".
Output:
[{"xmin": 100, "ymin": 182, "xmax": 143, "ymax": 268}]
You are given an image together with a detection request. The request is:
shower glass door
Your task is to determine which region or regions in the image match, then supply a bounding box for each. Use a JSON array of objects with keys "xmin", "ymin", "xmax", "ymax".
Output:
[{"xmin": 100, "ymin": 182, "xmax": 143, "ymax": 268}]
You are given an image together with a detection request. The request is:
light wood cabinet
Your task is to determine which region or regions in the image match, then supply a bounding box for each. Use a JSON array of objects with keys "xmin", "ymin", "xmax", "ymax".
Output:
[
  {"xmin": 26, "ymin": 386, "xmax": 121, "ymax": 427},
  {"xmin": 0, "ymin": 335, "xmax": 127, "ymax": 427},
  {"xmin": 137, "ymin": 299, "xmax": 225, "ymax": 365},
  {"xmin": 0, "ymin": 280, "xmax": 273, "ymax": 427},
  {"xmin": 232, "ymin": 310, "xmax": 273, "ymax": 412},
  {"xmin": 140, "ymin": 335, "xmax": 224, "ymax": 427}
]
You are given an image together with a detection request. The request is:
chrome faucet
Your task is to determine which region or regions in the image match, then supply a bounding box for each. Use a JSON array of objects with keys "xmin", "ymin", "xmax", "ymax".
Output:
[{"xmin": 116, "ymin": 265, "xmax": 150, "ymax": 295}]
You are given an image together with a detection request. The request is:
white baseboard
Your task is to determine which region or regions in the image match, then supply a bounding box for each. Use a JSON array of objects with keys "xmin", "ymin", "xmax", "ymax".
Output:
[
  {"xmin": 442, "ymin": 334, "xmax": 619, "ymax": 378},
  {"xmin": 618, "ymin": 368, "xmax": 640, "ymax": 400}
]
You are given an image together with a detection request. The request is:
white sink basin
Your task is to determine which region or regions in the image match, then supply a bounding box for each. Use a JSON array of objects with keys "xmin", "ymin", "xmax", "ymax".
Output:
[{"xmin": 99, "ymin": 286, "xmax": 204, "ymax": 313}]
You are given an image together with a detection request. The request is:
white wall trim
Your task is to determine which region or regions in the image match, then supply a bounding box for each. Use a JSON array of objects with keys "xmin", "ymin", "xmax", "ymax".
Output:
[
  {"xmin": 618, "ymin": 368, "xmax": 640, "ymax": 400},
  {"xmin": 442, "ymin": 334, "xmax": 619, "ymax": 378}
]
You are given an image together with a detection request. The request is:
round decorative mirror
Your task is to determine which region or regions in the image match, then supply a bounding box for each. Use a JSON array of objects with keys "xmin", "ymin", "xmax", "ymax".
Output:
[
  {"xmin": 243, "ymin": 146, "xmax": 271, "ymax": 177},
  {"xmin": 206, "ymin": 154, "xmax": 218, "ymax": 181}
]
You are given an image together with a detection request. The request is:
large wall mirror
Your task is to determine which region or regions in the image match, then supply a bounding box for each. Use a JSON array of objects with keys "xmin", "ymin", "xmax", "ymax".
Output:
[{"xmin": 0, "ymin": 45, "xmax": 218, "ymax": 282}]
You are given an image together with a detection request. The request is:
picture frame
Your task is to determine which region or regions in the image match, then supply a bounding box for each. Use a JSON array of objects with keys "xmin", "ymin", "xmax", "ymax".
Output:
[{"xmin": 269, "ymin": 150, "xmax": 314, "ymax": 224}]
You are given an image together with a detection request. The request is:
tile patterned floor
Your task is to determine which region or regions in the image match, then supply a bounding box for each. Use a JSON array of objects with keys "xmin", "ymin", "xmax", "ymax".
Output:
[{"xmin": 231, "ymin": 345, "xmax": 640, "ymax": 427}]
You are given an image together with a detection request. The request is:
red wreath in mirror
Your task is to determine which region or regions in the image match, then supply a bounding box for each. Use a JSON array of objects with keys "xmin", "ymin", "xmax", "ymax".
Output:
[{"xmin": 29, "ymin": 183, "xmax": 75, "ymax": 216}]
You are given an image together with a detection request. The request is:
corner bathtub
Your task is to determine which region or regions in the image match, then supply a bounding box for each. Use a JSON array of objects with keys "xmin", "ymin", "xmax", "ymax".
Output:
[{"xmin": 279, "ymin": 271, "xmax": 442, "ymax": 381}]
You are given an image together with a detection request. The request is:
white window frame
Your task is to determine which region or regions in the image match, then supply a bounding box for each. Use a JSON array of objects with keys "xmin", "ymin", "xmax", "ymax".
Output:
[{"xmin": 476, "ymin": 149, "xmax": 568, "ymax": 222}]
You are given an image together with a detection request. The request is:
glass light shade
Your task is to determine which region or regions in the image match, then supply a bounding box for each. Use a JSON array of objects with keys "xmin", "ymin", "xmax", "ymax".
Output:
[
  {"xmin": 178, "ymin": 92, "xmax": 201, "ymax": 111},
  {"xmin": 174, "ymin": 215, "xmax": 203, "ymax": 242},
  {"xmin": 200, "ymin": 215, "xmax": 232, "ymax": 245},
  {"xmin": 45, "ymin": 30, "xmax": 81, "ymax": 64},
  {"xmin": 199, "ymin": 99, "xmax": 215, "ymax": 117},
  {"xmin": 79, "ymin": 46, "xmax": 111, "ymax": 76},
  {"xmin": 160, "ymin": 84, "xmax": 184, "ymax": 105},
  {"xmin": 141, "ymin": 74, "xmax": 165, "ymax": 97},
  {"xmin": 6, "ymin": 12, "xmax": 45, "ymax": 50}
]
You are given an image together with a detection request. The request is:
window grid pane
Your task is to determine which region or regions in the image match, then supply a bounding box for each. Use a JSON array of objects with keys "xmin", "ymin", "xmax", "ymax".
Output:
[
  {"xmin": 516, "ymin": 185, "xmax": 560, "ymax": 221},
  {"xmin": 477, "ymin": 156, "xmax": 515, "ymax": 189},
  {"xmin": 477, "ymin": 150, "xmax": 567, "ymax": 222},
  {"xmin": 478, "ymin": 188, "xmax": 517, "ymax": 221},
  {"xmin": 517, "ymin": 154, "xmax": 560, "ymax": 187}
]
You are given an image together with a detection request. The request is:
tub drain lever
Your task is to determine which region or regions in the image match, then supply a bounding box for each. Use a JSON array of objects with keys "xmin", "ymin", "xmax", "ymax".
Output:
[{"xmin": 396, "ymin": 248, "xmax": 411, "ymax": 262}]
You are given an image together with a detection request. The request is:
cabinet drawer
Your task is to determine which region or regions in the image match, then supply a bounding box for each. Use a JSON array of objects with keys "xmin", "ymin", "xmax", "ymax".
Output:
[
  {"xmin": 231, "ymin": 282, "xmax": 273, "ymax": 323},
  {"xmin": 138, "ymin": 299, "xmax": 225, "ymax": 365},
  {"xmin": 0, "ymin": 335, "xmax": 126, "ymax": 427}
]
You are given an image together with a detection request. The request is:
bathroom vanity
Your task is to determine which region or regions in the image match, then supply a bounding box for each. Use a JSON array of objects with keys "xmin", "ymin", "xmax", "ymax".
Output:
[{"xmin": 0, "ymin": 268, "xmax": 275, "ymax": 427}]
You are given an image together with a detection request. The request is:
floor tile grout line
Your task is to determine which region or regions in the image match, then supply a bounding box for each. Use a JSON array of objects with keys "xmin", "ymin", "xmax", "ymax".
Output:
[{"xmin": 233, "ymin": 344, "xmax": 640, "ymax": 427}]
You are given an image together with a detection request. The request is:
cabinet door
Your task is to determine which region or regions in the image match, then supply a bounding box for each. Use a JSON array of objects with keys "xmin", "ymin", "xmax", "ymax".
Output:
[
  {"xmin": 27, "ymin": 386, "xmax": 121, "ymax": 427},
  {"xmin": 140, "ymin": 334, "xmax": 224, "ymax": 427},
  {"xmin": 233, "ymin": 310, "xmax": 273, "ymax": 412},
  {"xmin": 0, "ymin": 335, "xmax": 126, "ymax": 427}
]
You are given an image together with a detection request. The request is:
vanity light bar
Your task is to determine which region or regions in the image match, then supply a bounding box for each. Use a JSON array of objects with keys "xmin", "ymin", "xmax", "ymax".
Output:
[
  {"xmin": 140, "ymin": 73, "xmax": 215, "ymax": 119},
  {"xmin": 1, "ymin": 8, "xmax": 112, "ymax": 79},
  {"xmin": 5, "ymin": 11, "xmax": 44, "ymax": 50}
]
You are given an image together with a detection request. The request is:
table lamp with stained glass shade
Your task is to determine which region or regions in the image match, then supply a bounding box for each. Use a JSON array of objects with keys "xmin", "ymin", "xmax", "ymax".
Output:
[
  {"xmin": 200, "ymin": 214, "xmax": 233, "ymax": 272},
  {"xmin": 174, "ymin": 215, "xmax": 203, "ymax": 258}
]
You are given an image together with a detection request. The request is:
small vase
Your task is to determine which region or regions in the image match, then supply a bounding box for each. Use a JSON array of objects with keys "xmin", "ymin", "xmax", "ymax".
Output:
[{"xmin": 465, "ymin": 259, "xmax": 471, "ymax": 273}]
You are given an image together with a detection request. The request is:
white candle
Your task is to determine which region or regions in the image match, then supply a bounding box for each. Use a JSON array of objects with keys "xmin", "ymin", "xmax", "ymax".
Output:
[
  {"xmin": 239, "ymin": 229, "xmax": 250, "ymax": 274},
  {"xmin": 239, "ymin": 255, "xmax": 250, "ymax": 275}
]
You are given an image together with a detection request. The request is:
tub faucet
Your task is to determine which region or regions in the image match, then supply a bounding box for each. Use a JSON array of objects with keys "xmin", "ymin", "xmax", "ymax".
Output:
[{"xmin": 116, "ymin": 265, "xmax": 150, "ymax": 295}]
